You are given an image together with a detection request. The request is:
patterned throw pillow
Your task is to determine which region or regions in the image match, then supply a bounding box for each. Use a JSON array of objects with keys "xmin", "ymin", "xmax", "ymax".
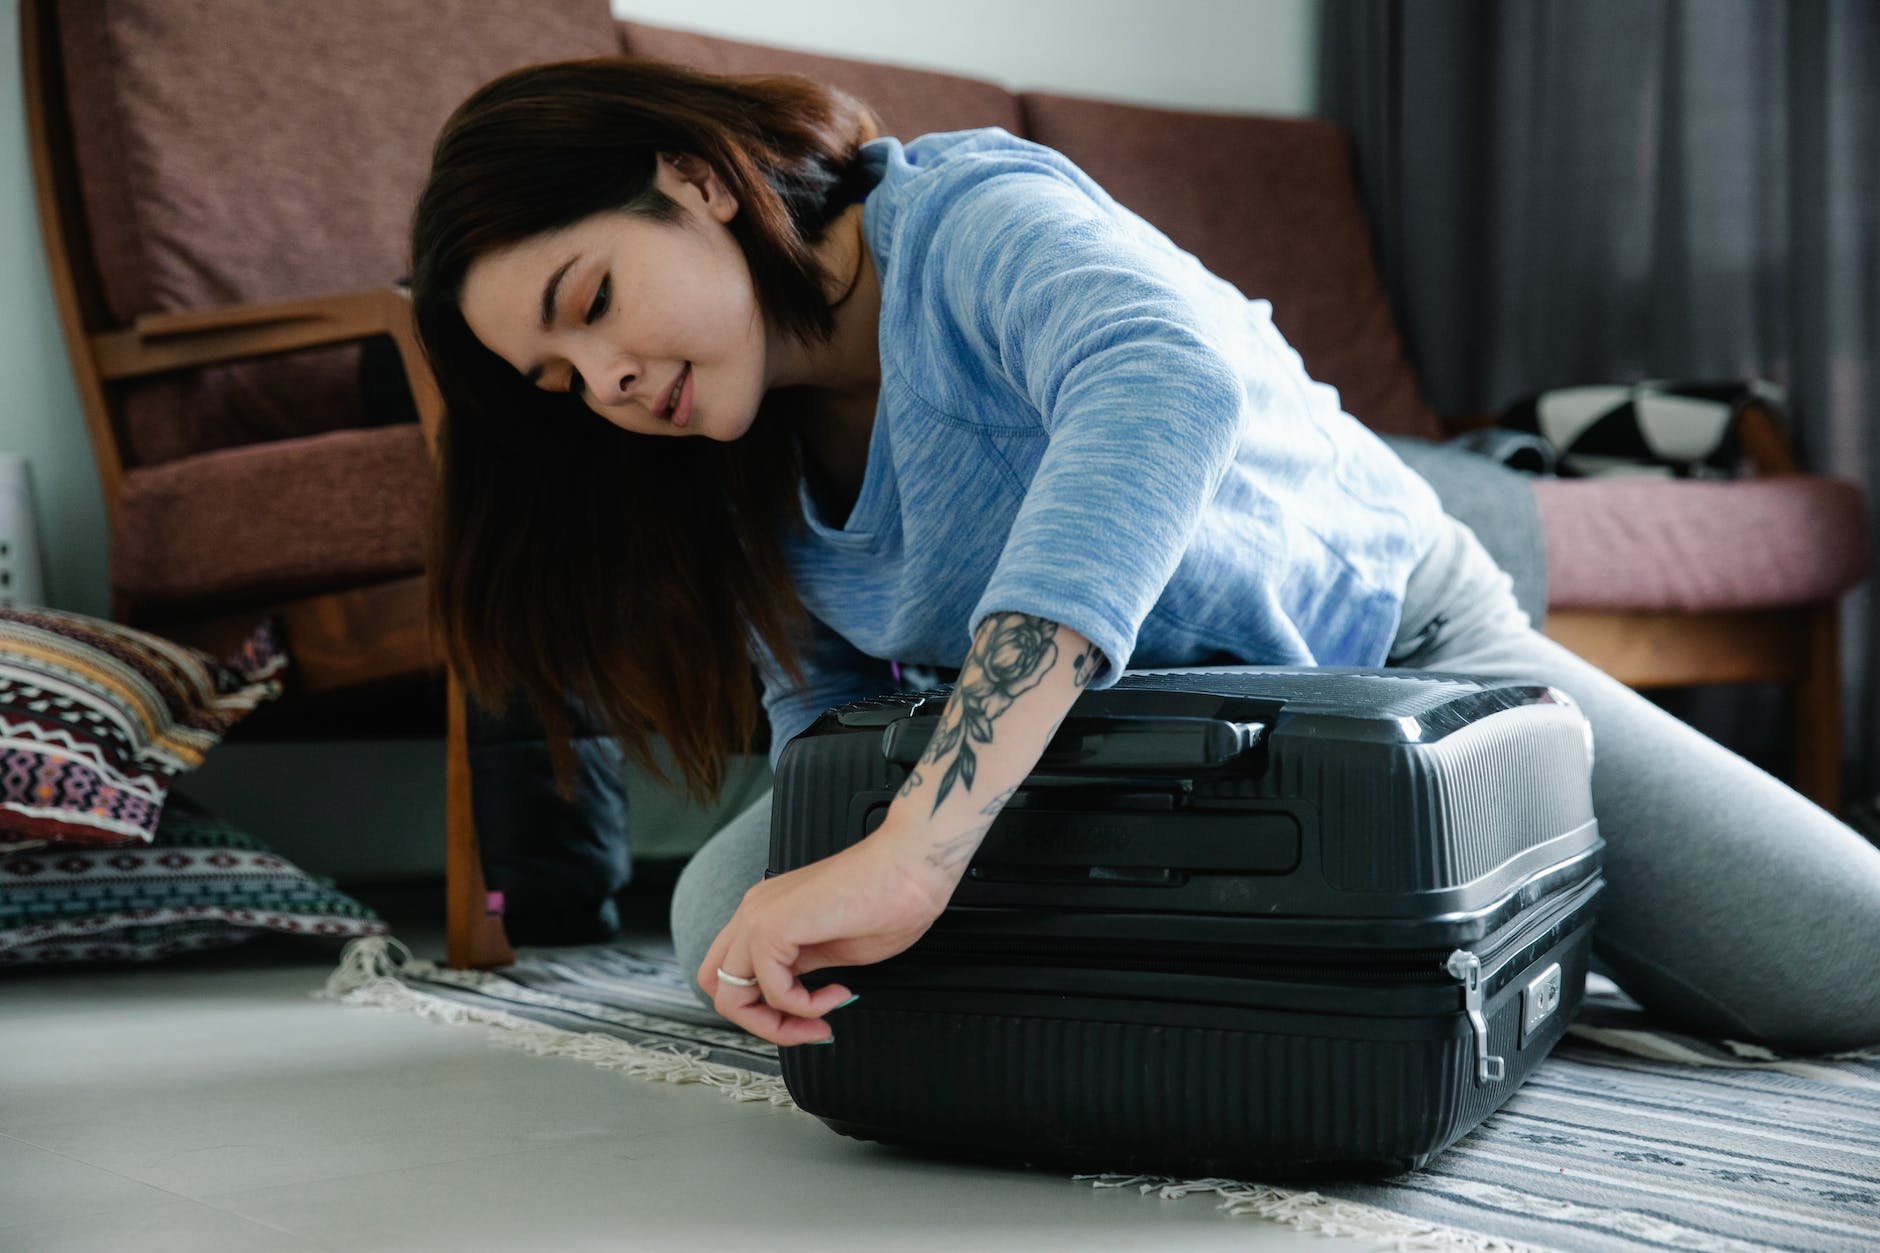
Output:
[
  {"xmin": 0, "ymin": 792, "xmax": 388, "ymax": 966},
  {"xmin": 0, "ymin": 609, "xmax": 285, "ymax": 847}
]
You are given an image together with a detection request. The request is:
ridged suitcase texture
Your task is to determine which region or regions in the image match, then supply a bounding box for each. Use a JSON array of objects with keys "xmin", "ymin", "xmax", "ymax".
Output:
[{"xmin": 771, "ymin": 668, "xmax": 1604, "ymax": 1177}]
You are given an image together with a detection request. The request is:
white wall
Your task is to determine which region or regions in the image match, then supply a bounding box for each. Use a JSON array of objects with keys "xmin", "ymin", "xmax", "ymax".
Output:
[
  {"xmin": 608, "ymin": 0, "xmax": 1320, "ymax": 116},
  {"xmin": 0, "ymin": 0, "xmax": 1319, "ymax": 880},
  {"xmin": 0, "ymin": 0, "xmax": 108, "ymax": 619}
]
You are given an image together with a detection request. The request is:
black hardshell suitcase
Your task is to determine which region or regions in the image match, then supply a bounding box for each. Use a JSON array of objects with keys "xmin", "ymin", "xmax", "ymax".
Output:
[{"xmin": 770, "ymin": 668, "xmax": 1604, "ymax": 1178}]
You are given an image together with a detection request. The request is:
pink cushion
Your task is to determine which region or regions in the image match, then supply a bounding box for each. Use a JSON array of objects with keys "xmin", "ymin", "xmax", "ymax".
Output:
[
  {"xmin": 616, "ymin": 23, "xmax": 1023, "ymax": 138},
  {"xmin": 1534, "ymin": 476, "xmax": 1871, "ymax": 612},
  {"xmin": 111, "ymin": 427, "xmax": 429, "ymax": 609},
  {"xmin": 1018, "ymin": 93, "xmax": 1443, "ymax": 441},
  {"xmin": 58, "ymin": 0, "xmax": 620, "ymax": 465}
]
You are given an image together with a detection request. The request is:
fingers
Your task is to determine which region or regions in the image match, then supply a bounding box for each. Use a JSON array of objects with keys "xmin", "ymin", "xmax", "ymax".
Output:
[
  {"xmin": 698, "ymin": 919, "xmax": 853, "ymax": 1047},
  {"xmin": 696, "ymin": 923, "xmax": 734, "ymax": 1000},
  {"xmin": 733, "ymin": 1000, "xmax": 839, "ymax": 1047},
  {"xmin": 750, "ymin": 943, "xmax": 838, "ymax": 1020}
]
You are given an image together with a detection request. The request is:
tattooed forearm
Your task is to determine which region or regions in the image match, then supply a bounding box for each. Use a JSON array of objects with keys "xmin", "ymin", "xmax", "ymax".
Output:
[
  {"xmin": 922, "ymin": 613, "xmax": 1059, "ymax": 814},
  {"xmin": 914, "ymin": 792, "xmax": 1018, "ymax": 877},
  {"xmin": 926, "ymin": 822, "xmax": 993, "ymax": 874},
  {"xmin": 897, "ymin": 768, "xmax": 925, "ymax": 800},
  {"xmin": 1072, "ymin": 644, "xmax": 1107, "ymax": 688},
  {"xmin": 980, "ymin": 785, "xmax": 1018, "ymax": 817}
]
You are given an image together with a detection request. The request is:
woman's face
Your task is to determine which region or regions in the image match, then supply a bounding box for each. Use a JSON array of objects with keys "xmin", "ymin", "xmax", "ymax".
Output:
[{"xmin": 459, "ymin": 156, "xmax": 771, "ymax": 440}]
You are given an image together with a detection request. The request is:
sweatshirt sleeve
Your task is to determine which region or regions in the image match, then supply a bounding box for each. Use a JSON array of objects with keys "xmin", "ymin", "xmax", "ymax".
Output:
[
  {"xmin": 927, "ymin": 163, "xmax": 1246, "ymax": 687},
  {"xmin": 752, "ymin": 616, "xmax": 896, "ymax": 772}
]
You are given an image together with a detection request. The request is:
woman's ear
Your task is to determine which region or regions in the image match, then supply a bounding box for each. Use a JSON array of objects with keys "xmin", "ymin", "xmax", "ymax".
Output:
[{"xmin": 656, "ymin": 153, "xmax": 739, "ymax": 224}]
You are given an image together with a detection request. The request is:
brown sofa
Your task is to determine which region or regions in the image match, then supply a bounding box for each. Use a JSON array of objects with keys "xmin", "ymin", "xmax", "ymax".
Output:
[{"xmin": 25, "ymin": 0, "xmax": 1868, "ymax": 969}]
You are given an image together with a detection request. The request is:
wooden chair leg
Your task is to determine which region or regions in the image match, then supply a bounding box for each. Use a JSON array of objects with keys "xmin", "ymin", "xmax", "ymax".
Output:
[
  {"xmin": 1793, "ymin": 602, "xmax": 1843, "ymax": 817},
  {"xmin": 446, "ymin": 673, "xmax": 516, "ymax": 970}
]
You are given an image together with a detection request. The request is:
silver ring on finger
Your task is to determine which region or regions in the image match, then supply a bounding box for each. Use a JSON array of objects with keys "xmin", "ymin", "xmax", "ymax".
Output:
[{"xmin": 716, "ymin": 967, "xmax": 759, "ymax": 988}]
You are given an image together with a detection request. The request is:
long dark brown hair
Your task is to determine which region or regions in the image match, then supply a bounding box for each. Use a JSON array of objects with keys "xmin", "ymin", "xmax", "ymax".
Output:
[{"xmin": 410, "ymin": 58, "xmax": 879, "ymax": 803}]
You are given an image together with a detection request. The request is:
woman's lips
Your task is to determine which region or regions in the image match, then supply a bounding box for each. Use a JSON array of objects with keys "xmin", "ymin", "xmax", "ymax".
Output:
[{"xmin": 665, "ymin": 362, "xmax": 694, "ymax": 428}]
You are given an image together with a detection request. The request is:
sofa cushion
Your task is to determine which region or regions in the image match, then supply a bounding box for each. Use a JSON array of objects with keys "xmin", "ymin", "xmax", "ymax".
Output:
[
  {"xmin": 57, "ymin": 0, "xmax": 621, "ymax": 465},
  {"xmin": 0, "ymin": 610, "xmax": 282, "ymax": 846},
  {"xmin": 0, "ymin": 792, "xmax": 387, "ymax": 965},
  {"xmin": 1019, "ymin": 93, "xmax": 1443, "ymax": 442},
  {"xmin": 617, "ymin": 22, "xmax": 1023, "ymax": 139},
  {"xmin": 111, "ymin": 427, "xmax": 430, "ymax": 609},
  {"xmin": 1534, "ymin": 476, "xmax": 1871, "ymax": 612}
]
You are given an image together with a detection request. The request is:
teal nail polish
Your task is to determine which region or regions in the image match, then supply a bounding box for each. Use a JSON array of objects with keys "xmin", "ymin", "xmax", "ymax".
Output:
[
  {"xmin": 808, "ymin": 1035, "xmax": 836, "ymax": 1046},
  {"xmin": 834, "ymin": 994, "xmax": 860, "ymax": 1010}
]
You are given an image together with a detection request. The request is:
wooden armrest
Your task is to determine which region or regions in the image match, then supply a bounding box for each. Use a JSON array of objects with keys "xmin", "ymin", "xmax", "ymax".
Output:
[
  {"xmin": 1441, "ymin": 412, "xmax": 1501, "ymax": 434},
  {"xmin": 1735, "ymin": 397, "xmax": 1799, "ymax": 476},
  {"xmin": 91, "ymin": 288, "xmax": 445, "ymax": 450}
]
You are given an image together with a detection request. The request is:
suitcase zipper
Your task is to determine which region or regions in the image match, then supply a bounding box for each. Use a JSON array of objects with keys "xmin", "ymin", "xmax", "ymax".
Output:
[
  {"xmin": 1441, "ymin": 873, "xmax": 1602, "ymax": 1085},
  {"xmin": 904, "ymin": 946, "xmax": 1449, "ymax": 983},
  {"xmin": 883, "ymin": 874, "xmax": 1602, "ymax": 1080},
  {"xmin": 1443, "ymin": 950, "xmax": 1505, "ymax": 1085},
  {"xmin": 927, "ymin": 871, "xmax": 1602, "ymax": 993}
]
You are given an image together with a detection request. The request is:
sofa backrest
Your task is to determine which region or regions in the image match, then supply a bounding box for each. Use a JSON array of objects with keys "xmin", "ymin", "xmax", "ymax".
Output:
[
  {"xmin": 619, "ymin": 23, "xmax": 1442, "ymax": 441},
  {"xmin": 49, "ymin": 5, "xmax": 1439, "ymax": 470},
  {"xmin": 617, "ymin": 22, "xmax": 1024, "ymax": 139},
  {"xmin": 52, "ymin": 0, "xmax": 621, "ymax": 467},
  {"xmin": 1019, "ymin": 94, "xmax": 1440, "ymax": 439}
]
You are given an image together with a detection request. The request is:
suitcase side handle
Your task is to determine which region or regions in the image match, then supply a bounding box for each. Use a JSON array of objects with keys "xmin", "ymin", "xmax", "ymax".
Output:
[{"xmin": 879, "ymin": 714, "xmax": 1267, "ymax": 772}]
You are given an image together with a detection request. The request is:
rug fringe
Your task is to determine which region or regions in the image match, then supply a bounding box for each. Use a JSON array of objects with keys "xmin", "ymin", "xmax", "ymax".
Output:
[
  {"xmin": 1077, "ymin": 1174, "xmax": 1549, "ymax": 1251},
  {"xmin": 317, "ymin": 935, "xmax": 795, "ymax": 1108}
]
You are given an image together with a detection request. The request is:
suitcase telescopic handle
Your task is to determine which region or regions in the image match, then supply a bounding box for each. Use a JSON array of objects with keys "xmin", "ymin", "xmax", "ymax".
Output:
[{"xmin": 879, "ymin": 714, "xmax": 1266, "ymax": 771}]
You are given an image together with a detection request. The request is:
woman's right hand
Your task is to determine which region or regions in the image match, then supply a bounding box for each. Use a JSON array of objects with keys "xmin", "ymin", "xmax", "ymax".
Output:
[{"xmin": 697, "ymin": 826, "xmax": 952, "ymax": 1046}]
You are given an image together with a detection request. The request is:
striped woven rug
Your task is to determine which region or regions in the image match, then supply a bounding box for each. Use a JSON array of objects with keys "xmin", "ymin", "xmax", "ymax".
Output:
[{"xmin": 323, "ymin": 936, "xmax": 1880, "ymax": 1252}]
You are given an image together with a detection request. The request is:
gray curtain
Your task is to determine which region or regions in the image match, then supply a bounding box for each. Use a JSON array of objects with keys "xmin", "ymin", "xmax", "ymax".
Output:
[{"xmin": 1321, "ymin": 0, "xmax": 1880, "ymax": 806}]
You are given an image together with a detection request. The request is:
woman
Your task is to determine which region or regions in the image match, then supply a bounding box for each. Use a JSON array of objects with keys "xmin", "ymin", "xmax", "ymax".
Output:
[{"xmin": 411, "ymin": 58, "xmax": 1880, "ymax": 1054}]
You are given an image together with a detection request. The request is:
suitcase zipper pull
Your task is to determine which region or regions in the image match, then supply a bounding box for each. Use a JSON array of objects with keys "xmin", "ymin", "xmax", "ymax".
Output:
[{"xmin": 1445, "ymin": 950, "xmax": 1507, "ymax": 1085}]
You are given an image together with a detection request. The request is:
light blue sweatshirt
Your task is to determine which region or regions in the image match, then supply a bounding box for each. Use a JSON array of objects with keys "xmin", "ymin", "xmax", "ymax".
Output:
[{"xmin": 758, "ymin": 128, "xmax": 1446, "ymax": 769}]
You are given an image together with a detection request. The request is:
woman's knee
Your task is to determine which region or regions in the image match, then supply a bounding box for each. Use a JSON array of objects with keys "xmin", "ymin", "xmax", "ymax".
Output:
[
  {"xmin": 1594, "ymin": 908, "xmax": 1880, "ymax": 1056},
  {"xmin": 668, "ymin": 790, "xmax": 774, "ymax": 1003}
]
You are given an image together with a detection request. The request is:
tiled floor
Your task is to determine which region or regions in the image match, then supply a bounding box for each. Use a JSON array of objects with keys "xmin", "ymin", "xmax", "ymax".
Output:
[{"xmin": 1, "ymin": 883, "xmax": 1367, "ymax": 1253}]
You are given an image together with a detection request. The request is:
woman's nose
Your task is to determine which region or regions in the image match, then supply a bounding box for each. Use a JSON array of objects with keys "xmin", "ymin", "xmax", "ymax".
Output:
[{"xmin": 576, "ymin": 347, "xmax": 643, "ymax": 408}]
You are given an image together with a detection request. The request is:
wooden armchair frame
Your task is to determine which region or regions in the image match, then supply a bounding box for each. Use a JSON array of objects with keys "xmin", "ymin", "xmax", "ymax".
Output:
[{"xmin": 22, "ymin": 0, "xmax": 513, "ymax": 969}]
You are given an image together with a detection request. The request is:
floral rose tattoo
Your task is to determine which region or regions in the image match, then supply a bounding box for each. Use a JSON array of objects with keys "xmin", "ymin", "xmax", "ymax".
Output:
[{"xmin": 919, "ymin": 613, "xmax": 1106, "ymax": 815}]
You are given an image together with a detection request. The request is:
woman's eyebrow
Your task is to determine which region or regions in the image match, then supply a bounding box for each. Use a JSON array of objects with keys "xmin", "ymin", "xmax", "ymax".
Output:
[
  {"xmin": 524, "ymin": 256, "xmax": 581, "ymax": 385},
  {"xmin": 540, "ymin": 256, "xmax": 579, "ymax": 331}
]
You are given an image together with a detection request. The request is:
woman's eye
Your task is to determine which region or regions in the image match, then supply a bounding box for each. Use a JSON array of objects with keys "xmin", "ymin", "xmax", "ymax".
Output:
[{"xmin": 584, "ymin": 276, "xmax": 610, "ymax": 325}]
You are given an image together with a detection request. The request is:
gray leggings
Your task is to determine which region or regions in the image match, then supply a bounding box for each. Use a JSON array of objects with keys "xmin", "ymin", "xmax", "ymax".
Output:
[{"xmin": 672, "ymin": 515, "xmax": 1880, "ymax": 1053}]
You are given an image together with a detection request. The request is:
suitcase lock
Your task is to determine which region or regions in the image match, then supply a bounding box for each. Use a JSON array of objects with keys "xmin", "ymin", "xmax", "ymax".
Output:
[
  {"xmin": 1445, "ymin": 950, "xmax": 1507, "ymax": 1085},
  {"xmin": 1521, "ymin": 963, "xmax": 1564, "ymax": 1046}
]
